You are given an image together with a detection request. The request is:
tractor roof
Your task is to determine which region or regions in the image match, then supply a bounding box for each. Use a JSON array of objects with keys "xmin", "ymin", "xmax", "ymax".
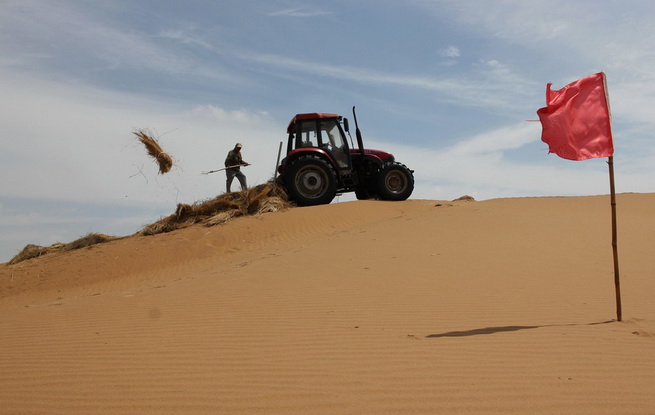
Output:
[{"xmin": 287, "ymin": 113, "xmax": 340, "ymax": 133}]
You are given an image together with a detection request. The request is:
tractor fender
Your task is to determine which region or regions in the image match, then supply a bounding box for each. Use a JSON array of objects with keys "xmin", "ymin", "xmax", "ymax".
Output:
[
  {"xmin": 360, "ymin": 153, "xmax": 385, "ymax": 167},
  {"xmin": 278, "ymin": 148, "xmax": 337, "ymax": 176},
  {"xmin": 285, "ymin": 148, "xmax": 336, "ymax": 168},
  {"xmin": 352, "ymin": 153, "xmax": 386, "ymax": 174}
]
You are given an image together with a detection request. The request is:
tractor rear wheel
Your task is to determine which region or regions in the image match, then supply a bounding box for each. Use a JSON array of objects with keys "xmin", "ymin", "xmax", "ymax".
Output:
[
  {"xmin": 285, "ymin": 155, "xmax": 338, "ymax": 206},
  {"xmin": 376, "ymin": 162, "xmax": 414, "ymax": 201}
]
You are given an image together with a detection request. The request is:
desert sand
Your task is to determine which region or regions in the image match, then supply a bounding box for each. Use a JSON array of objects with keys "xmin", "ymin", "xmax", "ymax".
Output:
[{"xmin": 1, "ymin": 193, "xmax": 654, "ymax": 414}]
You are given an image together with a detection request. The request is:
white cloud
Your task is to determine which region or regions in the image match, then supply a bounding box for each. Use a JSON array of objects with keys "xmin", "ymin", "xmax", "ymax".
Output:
[
  {"xmin": 448, "ymin": 122, "xmax": 537, "ymax": 155},
  {"xmin": 416, "ymin": 0, "xmax": 597, "ymax": 41},
  {"xmin": 268, "ymin": 8, "xmax": 333, "ymax": 17},
  {"xmin": 188, "ymin": 105, "xmax": 271, "ymax": 123},
  {"xmin": 441, "ymin": 46, "xmax": 460, "ymax": 58},
  {"xmin": 0, "ymin": 1, "xmax": 242, "ymax": 88},
  {"xmin": 241, "ymin": 52, "xmax": 535, "ymax": 112},
  {"xmin": 416, "ymin": 0, "xmax": 655, "ymax": 79},
  {"xmin": 156, "ymin": 29, "xmax": 214, "ymax": 50}
]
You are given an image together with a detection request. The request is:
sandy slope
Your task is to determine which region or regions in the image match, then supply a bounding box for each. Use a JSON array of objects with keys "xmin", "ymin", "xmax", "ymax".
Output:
[{"xmin": 1, "ymin": 194, "xmax": 654, "ymax": 414}]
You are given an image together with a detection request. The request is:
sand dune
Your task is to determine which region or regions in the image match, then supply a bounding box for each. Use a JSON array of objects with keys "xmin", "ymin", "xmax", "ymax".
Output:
[{"xmin": 1, "ymin": 194, "xmax": 654, "ymax": 414}]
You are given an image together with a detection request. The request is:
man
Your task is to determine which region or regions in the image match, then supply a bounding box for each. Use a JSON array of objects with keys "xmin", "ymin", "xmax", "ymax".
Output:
[{"xmin": 224, "ymin": 142, "xmax": 249, "ymax": 192}]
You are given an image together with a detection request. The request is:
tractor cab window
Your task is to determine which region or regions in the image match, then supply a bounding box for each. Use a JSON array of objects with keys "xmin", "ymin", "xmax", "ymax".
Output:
[
  {"xmin": 295, "ymin": 122, "xmax": 319, "ymax": 148},
  {"xmin": 319, "ymin": 120, "xmax": 349, "ymax": 169},
  {"xmin": 321, "ymin": 121, "xmax": 345, "ymax": 150}
]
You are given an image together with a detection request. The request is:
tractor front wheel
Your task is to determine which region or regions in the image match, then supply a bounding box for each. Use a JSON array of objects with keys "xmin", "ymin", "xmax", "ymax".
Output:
[
  {"xmin": 376, "ymin": 162, "xmax": 414, "ymax": 201},
  {"xmin": 285, "ymin": 155, "xmax": 338, "ymax": 206}
]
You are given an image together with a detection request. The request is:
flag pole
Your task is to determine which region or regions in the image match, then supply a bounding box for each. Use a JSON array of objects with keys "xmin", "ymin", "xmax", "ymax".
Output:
[
  {"xmin": 607, "ymin": 155, "xmax": 622, "ymax": 321},
  {"xmin": 604, "ymin": 72, "xmax": 622, "ymax": 322}
]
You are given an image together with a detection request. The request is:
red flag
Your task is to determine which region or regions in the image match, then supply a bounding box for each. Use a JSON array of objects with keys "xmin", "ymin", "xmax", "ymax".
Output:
[{"xmin": 537, "ymin": 72, "xmax": 614, "ymax": 161}]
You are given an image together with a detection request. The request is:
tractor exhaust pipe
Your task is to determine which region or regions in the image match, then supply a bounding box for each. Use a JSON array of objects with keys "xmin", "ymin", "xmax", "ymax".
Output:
[{"xmin": 352, "ymin": 106, "xmax": 365, "ymax": 154}]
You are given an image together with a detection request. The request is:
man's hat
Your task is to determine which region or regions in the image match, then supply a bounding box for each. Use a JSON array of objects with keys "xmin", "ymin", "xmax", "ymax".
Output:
[{"xmin": 235, "ymin": 143, "xmax": 243, "ymax": 148}]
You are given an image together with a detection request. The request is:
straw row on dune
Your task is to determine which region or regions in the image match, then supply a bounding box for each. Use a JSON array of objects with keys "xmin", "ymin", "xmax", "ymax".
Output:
[
  {"xmin": 7, "ymin": 182, "xmax": 291, "ymax": 265},
  {"xmin": 140, "ymin": 182, "xmax": 290, "ymax": 235},
  {"xmin": 7, "ymin": 234, "xmax": 122, "ymax": 265}
]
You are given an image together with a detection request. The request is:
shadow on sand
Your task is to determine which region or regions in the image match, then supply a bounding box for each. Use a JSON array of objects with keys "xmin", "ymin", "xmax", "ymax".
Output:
[{"xmin": 426, "ymin": 320, "xmax": 615, "ymax": 338}]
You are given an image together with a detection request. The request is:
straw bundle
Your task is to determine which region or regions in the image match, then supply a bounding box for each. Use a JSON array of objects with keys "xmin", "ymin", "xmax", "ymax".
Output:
[{"xmin": 133, "ymin": 129, "xmax": 173, "ymax": 174}]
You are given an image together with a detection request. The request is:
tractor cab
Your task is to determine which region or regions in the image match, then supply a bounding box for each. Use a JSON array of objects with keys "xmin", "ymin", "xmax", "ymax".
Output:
[{"xmin": 286, "ymin": 113, "xmax": 352, "ymax": 171}]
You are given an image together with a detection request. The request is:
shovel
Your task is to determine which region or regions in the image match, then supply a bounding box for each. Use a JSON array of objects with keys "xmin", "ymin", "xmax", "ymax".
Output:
[{"xmin": 201, "ymin": 164, "xmax": 250, "ymax": 175}]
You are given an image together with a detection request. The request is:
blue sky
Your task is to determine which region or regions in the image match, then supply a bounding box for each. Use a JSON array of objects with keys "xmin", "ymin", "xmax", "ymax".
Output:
[{"xmin": 2, "ymin": 0, "xmax": 655, "ymax": 262}]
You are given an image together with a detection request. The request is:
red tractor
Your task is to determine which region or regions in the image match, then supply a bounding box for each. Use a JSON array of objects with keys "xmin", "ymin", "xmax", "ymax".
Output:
[{"xmin": 278, "ymin": 107, "xmax": 414, "ymax": 206}]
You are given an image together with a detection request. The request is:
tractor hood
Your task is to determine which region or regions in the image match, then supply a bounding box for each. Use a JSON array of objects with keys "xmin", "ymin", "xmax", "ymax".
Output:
[{"xmin": 350, "ymin": 148, "xmax": 395, "ymax": 162}]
